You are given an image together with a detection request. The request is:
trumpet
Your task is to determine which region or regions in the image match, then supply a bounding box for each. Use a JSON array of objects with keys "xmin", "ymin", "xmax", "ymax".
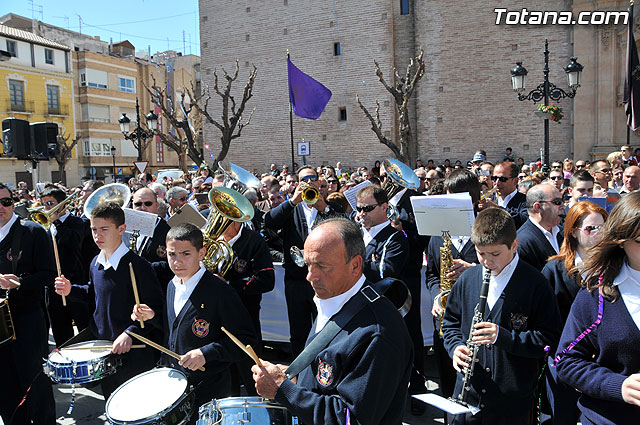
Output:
[
  {"xmin": 29, "ymin": 191, "xmax": 80, "ymax": 230},
  {"xmin": 480, "ymin": 187, "xmax": 498, "ymax": 202},
  {"xmin": 299, "ymin": 182, "xmax": 319, "ymax": 205},
  {"xmin": 290, "ymin": 246, "xmax": 305, "ymax": 267}
]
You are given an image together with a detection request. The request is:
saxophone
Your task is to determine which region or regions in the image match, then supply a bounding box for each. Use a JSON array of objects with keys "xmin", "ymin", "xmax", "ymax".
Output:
[
  {"xmin": 129, "ymin": 230, "xmax": 141, "ymax": 254},
  {"xmin": 457, "ymin": 268, "xmax": 492, "ymax": 405},
  {"xmin": 438, "ymin": 231, "xmax": 454, "ymax": 336}
]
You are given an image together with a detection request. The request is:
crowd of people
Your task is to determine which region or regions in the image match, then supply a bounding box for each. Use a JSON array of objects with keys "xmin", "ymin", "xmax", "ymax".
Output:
[{"xmin": 1, "ymin": 144, "xmax": 640, "ymax": 424}]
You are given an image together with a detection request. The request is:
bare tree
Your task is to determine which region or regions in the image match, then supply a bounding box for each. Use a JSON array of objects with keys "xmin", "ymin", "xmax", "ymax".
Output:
[
  {"xmin": 356, "ymin": 46, "xmax": 425, "ymax": 165},
  {"xmin": 145, "ymin": 77, "xmax": 204, "ymax": 173},
  {"xmin": 54, "ymin": 132, "xmax": 79, "ymax": 184},
  {"xmin": 192, "ymin": 60, "xmax": 257, "ymax": 169}
]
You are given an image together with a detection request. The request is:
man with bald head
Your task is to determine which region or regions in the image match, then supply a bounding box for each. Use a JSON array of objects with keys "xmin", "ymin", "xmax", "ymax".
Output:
[
  {"xmin": 252, "ymin": 218, "xmax": 412, "ymax": 424},
  {"xmin": 516, "ymin": 184, "xmax": 565, "ymax": 271},
  {"xmin": 130, "ymin": 187, "xmax": 173, "ymax": 290},
  {"xmin": 619, "ymin": 165, "xmax": 640, "ymax": 194}
]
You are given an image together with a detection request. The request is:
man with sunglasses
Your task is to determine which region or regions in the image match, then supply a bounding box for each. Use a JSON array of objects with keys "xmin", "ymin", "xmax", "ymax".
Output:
[
  {"xmin": 0, "ymin": 183, "xmax": 56, "ymax": 424},
  {"xmin": 480, "ymin": 161, "xmax": 528, "ymax": 229},
  {"xmin": 166, "ymin": 186, "xmax": 189, "ymax": 215},
  {"xmin": 130, "ymin": 188, "xmax": 172, "ymax": 292},
  {"xmin": 264, "ymin": 166, "xmax": 344, "ymax": 358},
  {"xmin": 517, "ymin": 184, "xmax": 565, "ymax": 271},
  {"xmin": 40, "ymin": 187, "xmax": 90, "ymax": 346},
  {"xmin": 548, "ymin": 169, "xmax": 565, "ymax": 191},
  {"xmin": 575, "ymin": 160, "xmax": 587, "ymax": 170},
  {"xmin": 590, "ymin": 160, "xmax": 621, "ymax": 204}
]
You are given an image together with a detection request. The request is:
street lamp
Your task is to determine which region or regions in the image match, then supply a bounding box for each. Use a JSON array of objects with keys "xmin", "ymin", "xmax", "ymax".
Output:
[
  {"xmin": 110, "ymin": 145, "xmax": 117, "ymax": 182},
  {"xmin": 118, "ymin": 98, "xmax": 158, "ymax": 161},
  {"xmin": 510, "ymin": 39, "xmax": 583, "ymax": 174}
]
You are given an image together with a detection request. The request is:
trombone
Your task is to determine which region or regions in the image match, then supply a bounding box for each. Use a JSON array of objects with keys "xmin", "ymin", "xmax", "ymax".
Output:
[{"xmin": 29, "ymin": 191, "xmax": 80, "ymax": 230}]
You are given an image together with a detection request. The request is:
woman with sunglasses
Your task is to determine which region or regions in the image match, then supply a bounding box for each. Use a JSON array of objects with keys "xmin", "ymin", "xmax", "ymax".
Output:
[
  {"xmin": 542, "ymin": 201, "xmax": 608, "ymax": 424},
  {"xmin": 326, "ymin": 176, "xmax": 340, "ymax": 195},
  {"xmin": 554, "ymin": 192, "xmax": 640, "ymax": 425}
]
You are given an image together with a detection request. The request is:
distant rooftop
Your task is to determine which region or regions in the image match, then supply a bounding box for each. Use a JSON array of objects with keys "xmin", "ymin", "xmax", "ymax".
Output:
[{"xmin": 0, "ymin": 23, "xmax": 70, "ymax": 51}]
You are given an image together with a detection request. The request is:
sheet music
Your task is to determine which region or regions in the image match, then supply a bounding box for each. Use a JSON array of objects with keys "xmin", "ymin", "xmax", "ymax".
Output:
[
  {"xmin": 410, "ymin": 193, "xmax": 475, "ymax": 237},
  {"xmin": 412, "ymin": 394, "xmax": 475, "ymax": 415},
  {"xmin": 123, "ymin": 208, "xmax": 157, "ymax": 237},
  {"xmin": 344, "ymin": 180, "xmax": 372, "ymax": 211}
]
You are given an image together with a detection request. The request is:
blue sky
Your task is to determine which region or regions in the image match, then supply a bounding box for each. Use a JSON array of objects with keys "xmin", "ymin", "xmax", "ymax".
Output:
[{"xmin": 1, "ymin": 0, "xmax": 200, "ymax": 56}]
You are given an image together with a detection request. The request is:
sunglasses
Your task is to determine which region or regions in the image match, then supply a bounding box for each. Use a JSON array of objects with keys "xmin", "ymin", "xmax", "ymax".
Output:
[
  {"xmin": 581, "ymin": 225, "xmax": 602, "ymax": 235},
  {"xmin": 300, "ymin": 175, "xmax": 318, "ymax": 182},
  {"xmin": 327, "ymin": 180, "xmax": 338, "ymax": 184},
  {"xmin": 134, "ymin": 201, "xmax": 154, "ymax": 207},
  {"xmin": 576, "ymin": 164, "xmax": 586, "ymax": 168},
  {"xmin": 0, "ymin": 197, "xmax": 13, "ymax": 207},
  {"xmin": 491, "ymin": 176, "xmax": 512, "ymax": 182},
  {"xmin": 549, "ymin": 176, "xmax": 563, "ymax": 180},
  {"xmin": 597, "ymin": 168, "xmax": 612, "ymax": 173},
  {"xmin": 539, "ymin": 198, "xmax": 563, "ymax": 206},
  {"xmin": 356, "ymin": 203, "xmax": 380, "ymax": 213}
]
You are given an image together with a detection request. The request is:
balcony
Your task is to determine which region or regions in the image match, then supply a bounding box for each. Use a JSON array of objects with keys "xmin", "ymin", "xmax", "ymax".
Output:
[
  {"xmin": 44, "ymin": 103, "xmax": 70, "ymax": 116},
  {"xmin": 5, "ymin": 100, "xmax": 35, "ymax": 114}
]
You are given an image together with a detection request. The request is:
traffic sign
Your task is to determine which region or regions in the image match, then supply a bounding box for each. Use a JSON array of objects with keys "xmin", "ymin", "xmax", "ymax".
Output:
[
  {"xmin": 297, "ymin": 140, "xmax": 310, "ymax": 157},
  {"xmin": 133, "ymin": 161, "xmax": 149, "ymax": 174},
  {"xmin": 89, "ymin": 167, "xmax": 96, "ymax": 176}
]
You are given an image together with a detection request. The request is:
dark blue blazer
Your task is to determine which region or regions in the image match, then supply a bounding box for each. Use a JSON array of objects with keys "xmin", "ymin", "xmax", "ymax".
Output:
[
  {"xmin": 138, "ymin": 218, "xmax": 173, "ymax": 290},
  {"xmin": 49, "ymin": 214, "xmax": 86, "ymax": 286},
  {"xmin": 363, "ymin": 223, "xmax": 408, "ymax": 283},
  {"xmin": 425, "ymin": 236, "xmax": 478, "ymax": 306},
  {"xmin": 541, "ymin": 257, "xmax": 581, "ymax": 326},
  {"xmin": 503, "ymin": 191, "xmax": 529, "ymax": 229},
  {"xmin": 394, "ymin": 189, "xmax": 429, "ymax": 278},
  {"xmin": 517, "ymin": 218, "xmax": 563, "ymax": 272}
]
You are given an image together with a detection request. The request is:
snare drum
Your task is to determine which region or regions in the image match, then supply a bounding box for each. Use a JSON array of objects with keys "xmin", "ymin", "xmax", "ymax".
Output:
[
  {"xmin": 106, "ymin": 368, "xmax": 194, "ymax": 425},
  {"xmin": 197, "ymin": 397, "xmax": 294, "ymax": 425},
  {"xmin": 43, "ymin": 340, "xmax": 118, "ymax": 384},
  {"xmin": 0, "ymin": 297, "xmax": 16, "ymax": 345}
]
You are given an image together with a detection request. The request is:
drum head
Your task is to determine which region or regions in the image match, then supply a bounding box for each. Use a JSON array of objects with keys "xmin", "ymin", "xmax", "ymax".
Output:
[
  {"xmin": 212, "ymin": 397, "xmax": 290, "ymax": 425},
  {"xmin": 49, "ymin": 340, "xmax": 113, "ymax": 362},
  {"xmin": 106, "ymin": 368, "xmax": 188, "ymax": 422}
]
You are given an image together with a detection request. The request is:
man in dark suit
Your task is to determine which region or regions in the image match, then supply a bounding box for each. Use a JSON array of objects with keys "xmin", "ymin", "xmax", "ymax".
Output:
[
  {"xmin": 130, "ymin": 188, "xmax": 172, "ymax": 290},
  {"xmin": 41, "ymin": 187, "xmax": 90, "ymax": 346},
  {"xmin": 0, "ymin": 183, "xmax": 56, "ymax": 424},
  {"xmin": 264, "ymin": 166, "xmax": 343, "ymax": 358},
  {"xmin": 480, "ymin": 161, "xmax": 528, "ymax": 229},
  {"xmin": 517, "ymin": 184, "xmax": 565, "ymax": 272},
  {"xmin": 355, "ymin": 185, "xmax": 408, "ymax": 282}
]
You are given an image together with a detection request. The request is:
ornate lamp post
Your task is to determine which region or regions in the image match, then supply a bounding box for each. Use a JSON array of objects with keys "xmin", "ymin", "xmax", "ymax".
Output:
[
  {"xmin": 118, "ymin": 98, "xmax": 158, "ymax": 161},
  {"xmin": 110, "ymin": 145, "xmax": 116, "ymax": 182},
  {"xmin": 510, "ymin": 39, "xmax": 583, "ymax": 174}
]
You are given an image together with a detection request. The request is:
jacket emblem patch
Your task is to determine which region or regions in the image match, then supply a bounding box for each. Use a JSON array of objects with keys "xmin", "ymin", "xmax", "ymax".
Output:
[
  {"xmin": 234, "ymin": 258, "xmax": 248, "ymax": 273},
  {"xmin": 6, "ymin": 248, "xmax": 21, "ymax": 262},
  {"xmin": 156, "ymin": 245, "xmax": 167, "ymax": 258},
  {"xmin": 510, "ymin": 313, "xmax": 528, "ymax": 331},
  {"xmin": 192, "ymin": 318, "xmax": 210, "ymax": 338},
  {"xmin": 316, "ymin": 359, "xmax": 334, "ymax": 386}
]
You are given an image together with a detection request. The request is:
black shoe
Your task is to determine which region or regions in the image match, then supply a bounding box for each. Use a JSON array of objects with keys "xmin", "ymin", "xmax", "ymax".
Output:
[{"xmin": 411, "ymin": 397, "xmax": 426, "ymax": 416}]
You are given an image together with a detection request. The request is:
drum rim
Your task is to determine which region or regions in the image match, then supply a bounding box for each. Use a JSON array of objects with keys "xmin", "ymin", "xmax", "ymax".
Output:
[
  {"xmin": 105, "ymin": 367, "xmax": 189, "ymax": 422},
  {"xmin": 47, "ymin": 340, "xmax": 114, "ymax": 363},
  {"xmin": 214, "ymin": 396, "xmax": 289, "ymax": 410}
]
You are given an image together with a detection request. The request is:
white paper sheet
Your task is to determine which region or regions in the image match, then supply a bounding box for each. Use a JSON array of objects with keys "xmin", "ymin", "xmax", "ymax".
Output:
[
  {"xmin": 343, "ymin": 180, "xmax": 372, "ymax": 211},
  {"xmin": 410, "ymin": 193, "xmax": 475, "ymax": 237},
  {"xmin": 412, "ymin": 393, "xmax": 474, "ymax": 415},
  {"xmin": 123, "ymin": 208, "xmax": 157, "ymax": 237}
]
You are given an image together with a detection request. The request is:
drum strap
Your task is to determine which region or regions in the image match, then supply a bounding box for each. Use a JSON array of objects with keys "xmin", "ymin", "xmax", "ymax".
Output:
[{"xmin": 285, "ymin": 278, "xmax": 401, "ymax": 379}]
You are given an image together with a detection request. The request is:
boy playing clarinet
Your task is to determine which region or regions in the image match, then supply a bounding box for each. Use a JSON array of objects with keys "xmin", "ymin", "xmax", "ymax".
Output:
[{"xmin": 442, "ymin": 207, "xmax": 561, "ymax": 425}]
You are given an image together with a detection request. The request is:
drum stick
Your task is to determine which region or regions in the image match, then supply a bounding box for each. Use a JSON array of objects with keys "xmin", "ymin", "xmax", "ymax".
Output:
[
  {"xmin": 51, "ymin": 236, "xmax": 67, "ymax": 306},
  {"xmin": 126, "ymin": 330, "xmax": 205, "ymax": 372},
  {"xmin": 63, "ymin": 344, "xmax": 146, "ymax": 350},
  {"xmin": 221, "ymin": 326, "xmax": 263, "ymax": 367},
  {"xmin": 7, "ymin": 278, "xmax": 20, "ymax": 287},
  {"xmin": 128, "ymin": 263, "xmax": 144, "ymax": 328}
]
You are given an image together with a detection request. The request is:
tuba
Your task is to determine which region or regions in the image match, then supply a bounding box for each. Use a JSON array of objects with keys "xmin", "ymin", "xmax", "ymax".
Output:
[
  {"xmin": 219, "ymin": 162, "xmax": 262, "ymax": 194},
  {"xmin": 202, "ymin": 187, "xmax": 254, "ymax": 275},
  {"xmin": 381, "ymin": 158, "xmax": 420, "ymax": 220},
  {"xmin": 83, "ymin": 183, "xmax": 132, "ymax": 218},
  {"xmin": 29, "ymin": 191, "xmax": 81, "ymax": 230},
  {"xmin": 437, "ymin": 231, "xmax": 454, "ymax": 336}
]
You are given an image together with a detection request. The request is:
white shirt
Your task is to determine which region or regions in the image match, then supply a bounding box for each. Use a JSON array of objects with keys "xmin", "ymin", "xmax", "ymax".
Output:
[
  {"xmin": 529, "ymin": 217, "xmax": 561, "ymax": 254},
  {"xmin": 301, "ymin": 202, "xmax": 318, "ymax": 234},
  {"xmin": 0, "ymin": 213, "xmax": 18, "ymax": 243},
  {"xmin": 95, "ymin": 242, "xmax": 129, "ymax": 271},
  {"xmin": 451, "ymin": 236, "xmax": 470, "ymax": 254},
  {"xmin": 487, "ymin": 253, "xmax": 519, "ymax": 310},
  {"xmin": 613, "ymin": 261, "xmax": 640, "ymax": 332},
  {"xmin": 172, "ymin": 265, "xmax": 206, "ymax": 317},
  {"xmin": 498, "ymin": 188, "xmax": 517, "ymax": 208},
  {"xmin": 313, "ymin": 274, "xmax": 366, "ymax": 334},
  {"xmin": 363, "ymin": 220, "xmax": 390, "ymax": 246},
  {"xmin": 50, "ymin": 211, "xmax": 70, "ymax": 238},
  {"xmin": 389, "ymin": 188, "xmax": 407, "ymax": 207}
]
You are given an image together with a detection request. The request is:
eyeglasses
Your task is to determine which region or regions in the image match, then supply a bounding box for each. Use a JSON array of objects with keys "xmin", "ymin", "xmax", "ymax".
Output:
[
  {"xmin": 327, "ymin": 180, "xmax": 338, "ymax": 184},
  {"xmin": 0, "ymin": 197, "xmax": 13, "ymax": 207},
  {"xmin": 539, "ymin": 198, "xmax": 563, "ymax": 206},
  {"xmin": 597, "ymin": 168, "xmax": 612, "ymax": 174},
  {"xmin": 300, "ymin": 175, "xmax": 318, "ymax": 182},
  {"xmin": 43, "ymin": 200, "xmax": 56, "ymax": 207},
  {"xmin": 177, "ymin": 197, "xmax": 187, "ymax": 202},
  {"xmin": 549, "ymin": 176, "xmax": 563, "ymax": 180},
  {"xmin": 356, "ymin": 203, "xmax": 380, "ymax": 213},
  {"xmin": 580, "ymin": 225, "xmax": 602, "ymax": 235},
  {"xmin": 134, "ymin": 201, "xmax": 154, "ymax": 207},
  {"xmin": 418, "ymin": 176, "xmax": 427, "ymax": 181},
  {"xmin": 575, "ymin": 164, "xmax": 586, "ymax": 168},
  {"xmin": 491, "ymin": 176, "xmax": 512, "ymax": 182}
]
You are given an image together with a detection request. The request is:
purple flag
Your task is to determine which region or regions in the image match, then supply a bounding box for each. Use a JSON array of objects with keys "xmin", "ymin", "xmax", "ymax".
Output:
[
  {"xmin": 625, "ymin": 3, "xmax": 640, "ymax": 131},
  {"xmin": 287, "ymin": 58, "xmax": 332, "ymax": 120}
]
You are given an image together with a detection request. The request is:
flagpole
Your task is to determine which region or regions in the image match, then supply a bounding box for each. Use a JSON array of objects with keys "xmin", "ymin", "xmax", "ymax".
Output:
[{"xmin": 287, "ymin": 50, "xmax": 295, "ymax": 171}]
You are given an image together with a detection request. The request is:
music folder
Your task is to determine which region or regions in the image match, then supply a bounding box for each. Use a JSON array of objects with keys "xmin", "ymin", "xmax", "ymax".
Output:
[
  {"xmin": 410, "ymin": 193, "xmax": 475, "ymax": 237},
  {"xmin": 167, "ymin": 203, "xmax": 207, "ymax": 229},
  {"xmin": 412, "ymin": 394, "xmax": 476, "ymax": 415}
]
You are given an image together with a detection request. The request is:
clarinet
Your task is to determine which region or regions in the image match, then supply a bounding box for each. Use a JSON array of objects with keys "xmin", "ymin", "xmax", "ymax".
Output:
[{"xmin": 457, "ymin": 267, "xmax": 491, "ymax": 405}]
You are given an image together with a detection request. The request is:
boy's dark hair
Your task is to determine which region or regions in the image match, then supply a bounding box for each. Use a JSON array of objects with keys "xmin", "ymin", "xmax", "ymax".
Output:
[
  {"xmin": 166, "ymin": 223, "xmax": 204, "ymax": 250},
  {"xmin": 569, "ymin": 169, "xmax": 595, "ymax": 188},
  {"xmin": 356, "ymin": 185, "xmax": 388, "ymax": 204},
  {"xmin": 443, "ymin": 169, "xmax": 481, "ymax": 205},
  {"xmin": 470, "ymin": 207, "xmax": 516, "ymax": 248},
  {"xmin": 91, "ymin": 202, "xmax": 125, "ymax": 227},
  {"xmin": 40, "ymin": 187, "xmax": 66, "ymax": 203}
]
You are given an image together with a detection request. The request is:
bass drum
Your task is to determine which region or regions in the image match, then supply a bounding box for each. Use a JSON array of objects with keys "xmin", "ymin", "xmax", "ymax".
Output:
[
  {"xmin": 106, "ymin": 368, "xmax": 194, "ymax": 425},
  {"xmin": 197, "ymin": 397, "xmax": 294, "ymax": 425}
]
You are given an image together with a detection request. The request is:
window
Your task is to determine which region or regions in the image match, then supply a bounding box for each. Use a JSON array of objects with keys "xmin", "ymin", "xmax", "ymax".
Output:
[
  {"xmin": 46, "ymin": 85, "xmax": 60, "ymax": 113},
  {"xmin": 44, "ymin": 48, "xmax": 54, "ymax": 65},
  {"xmin": 6, "ymin": 40, "xmax": 16, "ymax": 57},
  {"xmin": 82, "ymin": 104, "xmax": 110, "ymax": 122},
  {"xmin": 338, "ymin": 107, "xmax": 347, "ymax": 121},
  {"xmin": 9, "ymin": 80, "xmax": 24, "ymax": 111},
  {"xmin": 156, "ymin": 139, "xmax": 164, "ymax": 163},
  {"xmin": 83, "ymin": 138, "xmax": 112, "ymax": 156},
  {"xmin": 80, "ymin": 68, "xmax": 107, "ymax": 88},
  {"xmin": 118, "ymin": 77, "xmax": 136, "ymax": 93},
  {"xmin": 334, "ymin": 42, "xmax": 341, "ymax": 56},
  {"xmin": 400, "ymin": 0, "xmax": 410, "ymax": 15}
]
